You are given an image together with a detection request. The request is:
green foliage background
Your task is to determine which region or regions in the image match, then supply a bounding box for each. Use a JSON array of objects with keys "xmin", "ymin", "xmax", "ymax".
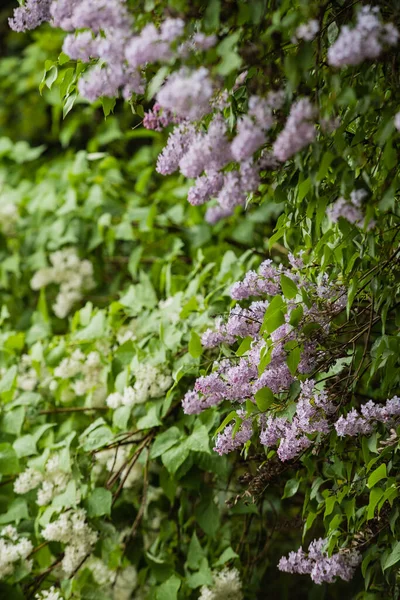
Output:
[{"xmin": 0, "ymin": 1, "xmax": 400, "ymax": 599}]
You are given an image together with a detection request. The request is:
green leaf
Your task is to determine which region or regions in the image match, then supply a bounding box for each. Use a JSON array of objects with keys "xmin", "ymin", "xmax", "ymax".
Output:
[
  {"xmin": 367, "ymin": 487, "xmax": 384, "ymax": 520},
  {"xmin": 236, "ymin": 336, "xmax": 252, "ymax": 356},
  {"xmin": 367, "ymin": 463, "xmax": 387, "ymax": 488},
  {"xmin": 282, "ymin": 478, "xmax": 300, "ymax": 499},
  {"xmin": 87, "ymin": 488, "xmax": 112, "ymax": 517},
  {"xmin": 289, "ymin": 304, "xmax": 304, "ymax": 327},
  {"xmin": 13, "ymin": 435, "xmax": 37, "ymax": 458},
  {"xmin": 0, "ymin": 498, "xmax": 28, "ymax": 524},
  {"xmin": 0, "ymin": 443, "xmax": 19, "ymax": 474},
  {"xmin": 156, "ymin": 575, "xmax": 181, "ymax": 600},
  {"xmin": 195, "ymin": 496, "xmax": 220, "ymax": 536},
  {"xmin": 82, "ymin": 426, "xmax": 113, "ymax": 451},
  {"xmin": 280, "ymin": 275, "xmax": 298, "ymax": 299},
  {"xmin": 261, "ymin": 295, "xmax": 285, "ymax": 334},
  {"xmin": 189, "ymin": 330, "xmax": 203, "ymax": 358},
  {"xmin": 151, "ymin": 427, "xmax": 182, "ymax": 458},
  {"xmin": 0, "ymin": 366, "xmax": 17, "ymax": 402},
  {"xmin": 186, "ymin": 532, "xmax": 205, "ymax": 570},
  {"xmin": 287, "ymin": 346, "xmax": 301, "ymax": 376},
  {"xmin": 162, "ymin": 444, "xmax": 190, "ymax": 475},
  {"xmin": 255, "ymin": 387, "xmax": 274, "ymax": 411},
  {"xmin": 214, "ymin": 547, "xmax": 239, "ymax": 566},
  {"xmin": 383, "ymin": 542, "xmax": 400, "ymax": 571}
]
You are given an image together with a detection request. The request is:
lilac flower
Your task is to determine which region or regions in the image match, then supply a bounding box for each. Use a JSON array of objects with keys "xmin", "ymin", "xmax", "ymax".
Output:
[
  {"xmin": 231, "ymin": 117, "xmax": 266, "ymax": 161},
  {"xmin": 125, "ymin": 24, "xmax": 171, "ymax": 68},
  {"xmin": 279, "ymin": 539, "xmax": 361, "ymax": 584},
  {"xmin": 335, "ymin": 396, "xmax": 400, "ymax": 436},
  {"xmin": 293, "ymin": 19, "xmax": 319, "ymax": 43},
  {"xmin": 179, "ymin": 134, "xmax": 207, "ymax": 178},
  {"xmin": 328, "ymin": 6, "xmax": 399, "ymax": 68},
  {"xmin": 217, "ymin": 172, "xmax": 246, "ymax": 212},
  {"xmin": 50, "ymin": 0, "xmax": 78, "ymax": 31},
  {"xmin": 188, "ymin": 172, "xmax": 224, "ymax": 206},
  {"xmin": 327, "ymin": 189, "xmax": 375, "ymax": 230},
  {"xmin": 160, "ymin": 18, "xmax": 185, "ymax": 42},
  {"xmin": 63, "ymin": 32, "xmax": 97, "ymax": 62},
  {"xmin": 214, "ymin": 415, "xmax": 253, "ymax": 455},
  {"xmin": 9, "ymin": 0, "xmax": 51, "ymax": 32},
  {"xmin": 249, "ymin": 95, "xmax": 275, "ymax": 128},
  {"xmin": 70, "ymin": 0, "xmax": 132, "ymax": 33},
  {"xmin": 156, "ymin": 67, "xmax": 214, "ymax": 121},
  {"xmin": 143, "ymin": 103, "xmax": 181, "ymax": 131},
  {"xmin": 273, "ymin": 98, "xmax": 317, "ymax": 162},
  {"xmin": 156, "ymin": 123, "xmax": 197, "ymax": 175},
  {"xmin": 205, "ymin": 204, "xmax": 235, "ymax": 224}
]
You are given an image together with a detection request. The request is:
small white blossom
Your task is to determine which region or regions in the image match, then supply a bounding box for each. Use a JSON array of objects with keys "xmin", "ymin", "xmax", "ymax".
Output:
[
  {"xmin": 35, "ymin": 586, "xmax": 64, "ymax": 600},
  {"xmin": 30, "ymin": 248, "xmax": 95, "ymax": 318},
  {"xmin": 41, "ymin": 509, "xmax": 98, "ymax": 576},
  {"xmin": 199, "ymin": 568, "xmax": 243, "ymax": 600},
  {"xmin": 0, "ymin": 527, "xmax": 33, "ymax": 580}
]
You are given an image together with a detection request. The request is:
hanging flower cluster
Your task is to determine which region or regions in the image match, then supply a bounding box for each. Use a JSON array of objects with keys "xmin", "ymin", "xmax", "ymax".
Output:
[
  {"xmin": 278, "ymin": 538, "xmax": 361, "ymax": 584},
  {"xmin": 327, "ymin": 6, "xmax": 398, "ymax": 67},
  {"xmin": 0, "ymin": 525, "xmax": 33, "ymax": 580},
  {"xmin": 182, "ymin": 255, "xmax": 347, "ymax": 457},
  {"xmin": 41, "ymin": 509, "xmax": 98, "ymax": 575}
]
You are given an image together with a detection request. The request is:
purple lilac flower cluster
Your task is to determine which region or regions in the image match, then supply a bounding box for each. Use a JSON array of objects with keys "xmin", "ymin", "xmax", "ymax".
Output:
[
  {"xmin": 335, "ymin": 396, "xmax": 400, "ymax": 437},
  {"xmin": 328, "ymin": 6, "xmax": 399, "ymax": 67},
  {"xmin": 260, "ymin": 380, "xmax": 335, "ymax": 461},
  {"xmin": 273, "ymin": 98, "xmax": 317, "ymax": 162},
  {"xmin": 182, "ymin": 256, "xmax": 347, "ymax": 456},
  {"xmin": 278, "ymin": 538, "xmax": 361, "ymax": 584},
  {"xmin": 10, "ymin": 1, "xmax": 214, "ymax": 102},
  {"xmin": 327, "ymin": 189, "xmax": 375, "ymax": 230},
  {"xmin": 153, "ymin": 90, "xmax": 286, "ymax": 222},
  {"xmin": 142, "ymin": 103, "xmax": 183, "ymax": 132},
  {"xmin": 9, "ymin": 0, "xmax": 51, "ymax": 32}
]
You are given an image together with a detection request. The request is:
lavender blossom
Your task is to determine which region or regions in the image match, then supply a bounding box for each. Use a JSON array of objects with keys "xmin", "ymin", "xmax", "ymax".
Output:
[
  {"xmin": 335, "ymin": 396, "xmax": 400, "ymax": 437},
  {"xmin": 279, "ymin": 539, "xmax": 361, "ymax": 584},
  {"xmin": 188, "ymin": 172, "xmax": 224, "ymax": 206},
  {"xmin": 231, "ymin": 116, "xmax": 266, "ymax": 162},
  {"xmin": 156, "ymin": 123, "xmax": 197, "ymax": 175},
  {"xmin": 328, "ymin": 6, "xmax": 399, "ymax": 68},
  {"xmin": 273, "ymin": 98, "xmax": 317, "ymax": 162},
  {"xmin": 9, "ymin": 0, "xmax": 51, "ymax": 32},
  {"xmin": 214, "ymin": 416, "xmax": 253, "ymax": 455},
  {"xmin": 327, "ymin": 189, "xmax": 374, "ymax": 230},
  {"xmin": 156, "ymin": 68, "xmax": 214, "ymax": 121}
]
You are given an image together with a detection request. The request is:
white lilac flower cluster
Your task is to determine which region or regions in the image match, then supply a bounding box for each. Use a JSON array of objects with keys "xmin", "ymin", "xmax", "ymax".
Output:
[
  {"xmin": 327, "ymin": 189, "xmax": 375, "ymax": 230},
  {"xmin": 17, "ymin": 353, "xmax": 38, "ymax": 391},
  {"xmin": 0, "ymin": 201, "xmax": 18, "ymax": 236},
  {"xmin": 14, "ymin": 454, "xmax": 70, "ymax": 505},
  {"xmin": 278, "ymin": 538, "xmax": 361, "ymax": 584},
  {"xmin": 182, "ymin": 255, "xmax": 347, "ymax": 458},
  {"xmin": 328, "ymin": 6, "xmax": 398, "ymax": 67},
  {"xmin": 198, "ymin": 567, "xmax": 243, "ymax": 600},
  {"xmin": 54, "ymin": 349, "xmax": 105, "ymax": 399},
  {"xmin": 0, "ymin": 525, "xmax": 33, "ymax": 580},
  {"xmin": 94, "ymin": 446, "xmax": 142, "ymax": 488},
  {"xmin": 30, "ymin": 247, "xmax": 95, "ymax": 318},
  {"xmin": 35, "ymin": 587, "xmax": 63, "ymax": 600},
  {"xmin": 41, "ymin": 509, "xmax": 98, "ymax": 576},
  {"xmin": 106, "ymin": 364, "xmax": 172, "ymax": 409}
]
